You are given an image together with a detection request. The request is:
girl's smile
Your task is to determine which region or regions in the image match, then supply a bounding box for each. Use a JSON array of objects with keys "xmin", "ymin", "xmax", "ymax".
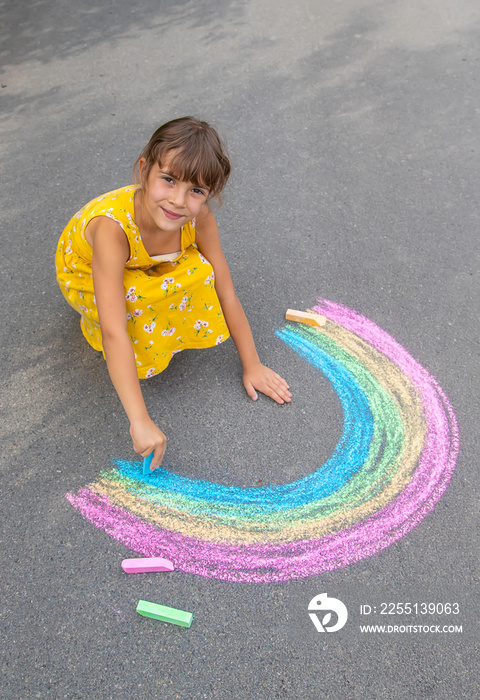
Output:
[{"xmin": 162, "ymin": 207, "xmax": 183, "ymax": 221}]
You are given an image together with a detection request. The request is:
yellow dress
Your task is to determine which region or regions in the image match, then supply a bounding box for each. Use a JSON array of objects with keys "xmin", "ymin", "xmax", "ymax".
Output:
[{"xmin": 55, "ymin": 185, "xmax": 229, "ymax": 378}]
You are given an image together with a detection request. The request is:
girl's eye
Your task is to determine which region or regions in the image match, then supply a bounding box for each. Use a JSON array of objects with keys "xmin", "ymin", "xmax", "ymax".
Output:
[
  {"xmin": 192, "ymin": 187, "xmax": 207, "ymax": 196},
  {"xmin": 162, "ymin": 176, "xmax": 174, "ymax": 184}
]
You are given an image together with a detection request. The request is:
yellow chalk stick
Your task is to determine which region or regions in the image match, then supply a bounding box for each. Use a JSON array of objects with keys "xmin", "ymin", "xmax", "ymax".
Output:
[{"xmin": 285, "ymin": 309, "xmax": 327, "ymax": 327}]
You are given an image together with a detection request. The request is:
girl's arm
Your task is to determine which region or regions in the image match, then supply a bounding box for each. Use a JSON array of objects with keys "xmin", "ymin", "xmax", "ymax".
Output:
[
  {"xmin": 89, "ymin": 217, "xmax": 167, "ymax": 467},
  {"xmin": 195, "ymin": 210, "xmax": 291, "ymax": 404}
]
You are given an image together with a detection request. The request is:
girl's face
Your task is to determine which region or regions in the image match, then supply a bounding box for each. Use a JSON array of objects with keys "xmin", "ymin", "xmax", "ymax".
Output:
[{"xmin": 139, "ymin": 151, "xmax": 209, "ymax": 232}]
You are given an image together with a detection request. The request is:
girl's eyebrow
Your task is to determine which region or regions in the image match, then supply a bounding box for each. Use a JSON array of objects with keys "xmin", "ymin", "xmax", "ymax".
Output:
[{"xmin": 158, "ymin": 168, "xmax": 209, "ymax": 191}]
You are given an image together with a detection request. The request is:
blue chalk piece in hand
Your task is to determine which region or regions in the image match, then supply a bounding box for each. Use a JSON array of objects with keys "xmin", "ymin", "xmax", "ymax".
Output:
[{"xmin": 143, "ymin": 453, "xmax": 153, "ymax": 475}]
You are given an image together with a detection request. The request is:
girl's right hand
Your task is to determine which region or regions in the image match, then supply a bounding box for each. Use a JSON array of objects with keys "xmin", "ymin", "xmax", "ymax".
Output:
[{"xmin": 129, "ymin": 417, "xmax": 167, "ymax": 470}]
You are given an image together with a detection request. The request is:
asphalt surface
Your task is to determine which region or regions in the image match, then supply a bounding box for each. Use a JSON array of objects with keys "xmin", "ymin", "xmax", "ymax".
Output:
[{"xmin": 1, "ymin": 1, "xmax": 479, "ymax": 698}]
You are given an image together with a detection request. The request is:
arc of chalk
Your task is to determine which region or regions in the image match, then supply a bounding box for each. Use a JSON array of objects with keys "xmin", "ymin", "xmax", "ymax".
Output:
[{"xmin": 66, "ymin": 300, "xmax": 459, "ymax": 583}]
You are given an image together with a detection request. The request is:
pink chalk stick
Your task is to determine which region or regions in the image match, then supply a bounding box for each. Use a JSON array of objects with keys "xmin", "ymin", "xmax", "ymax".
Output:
[{"xmin": 121, "ymin": 557, "xmax": 174, "ymax": 574}]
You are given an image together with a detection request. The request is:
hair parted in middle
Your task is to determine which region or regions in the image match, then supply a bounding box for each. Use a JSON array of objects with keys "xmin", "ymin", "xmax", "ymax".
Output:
[{"xmin": 134, "ymin": 117, "xmax": 231, "ymax": 200}]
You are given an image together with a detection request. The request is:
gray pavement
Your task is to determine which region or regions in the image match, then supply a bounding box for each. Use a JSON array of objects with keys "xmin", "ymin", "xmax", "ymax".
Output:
[{"xmin": 1, "ymin": 1, "xmax": 479, "ymax": 698}]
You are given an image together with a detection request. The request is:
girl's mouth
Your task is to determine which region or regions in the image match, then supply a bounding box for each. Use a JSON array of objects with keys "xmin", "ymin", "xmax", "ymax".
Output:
[{"xmin": 162, "ymin": 208, "xmax": 183, "ymax": 220}]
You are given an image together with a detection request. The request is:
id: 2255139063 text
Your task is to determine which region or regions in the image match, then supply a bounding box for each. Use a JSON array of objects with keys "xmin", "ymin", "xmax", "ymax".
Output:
[{"xmin": 360, "ymin": 602, "xmax": 460, "ymax": 616}]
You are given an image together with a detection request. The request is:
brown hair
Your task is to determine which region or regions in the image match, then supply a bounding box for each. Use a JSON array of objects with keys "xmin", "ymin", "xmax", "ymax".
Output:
[{"xmin": 133, "ymin": 117, "xmax": 231, "ymax": 200}]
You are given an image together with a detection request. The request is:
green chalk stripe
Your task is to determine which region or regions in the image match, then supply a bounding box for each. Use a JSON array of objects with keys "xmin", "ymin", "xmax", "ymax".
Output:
[{"xmin": 136, "ymin": 600, "xmax": 193, "ymax": 627}]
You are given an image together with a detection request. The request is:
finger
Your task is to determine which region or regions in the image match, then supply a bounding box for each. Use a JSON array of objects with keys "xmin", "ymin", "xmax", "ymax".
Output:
[
  {"xmin": 271, "ymin": 374, "xmax": 291, "ymax": 392},
  {"xmin": 261, "ymin": 384, "xmax": 286, "ymax": 405},
  {"xmin": 266, "ymin": 377, "xmax": 292, "ymax": 401},
  {"xmin": 244, "ymin": 381, "xmax": 258, "ymax": 401},
  {"xmin": 140, "ymin": 447, "xmax": 154, "ymax": 458},
  {"xmin": 270, "ymin": 377, "xmax": 292, "ymax": 397},
  {"xmin": 151, "ymin": 442, "xmax": 166, "ymax": 469},
  {"xmin": 276, "ymin": 384, "xmax": 292, "ymax": 401}
]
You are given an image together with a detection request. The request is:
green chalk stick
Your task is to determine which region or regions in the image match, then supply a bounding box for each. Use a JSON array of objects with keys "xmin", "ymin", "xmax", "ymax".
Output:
[{"xmin": 136, "ymin": 600, "xmax": 193, "ymax": 627}]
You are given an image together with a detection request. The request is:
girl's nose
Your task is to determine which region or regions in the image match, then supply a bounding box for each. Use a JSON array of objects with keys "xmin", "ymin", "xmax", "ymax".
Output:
[{"xmin": 170, "ymin": 187, "xmax": 187, "ymax": 208}]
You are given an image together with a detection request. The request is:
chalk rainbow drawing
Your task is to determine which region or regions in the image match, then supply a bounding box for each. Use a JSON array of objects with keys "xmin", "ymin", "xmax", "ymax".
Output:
[{"xmin": 66, "ymin": 300, "xmax": 459, "ymax": 583}]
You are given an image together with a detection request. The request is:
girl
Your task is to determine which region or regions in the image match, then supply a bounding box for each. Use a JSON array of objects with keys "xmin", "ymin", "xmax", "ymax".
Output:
[{"xmin": 56, "ymin": 117, "xmax": 291, "ymax": 469}]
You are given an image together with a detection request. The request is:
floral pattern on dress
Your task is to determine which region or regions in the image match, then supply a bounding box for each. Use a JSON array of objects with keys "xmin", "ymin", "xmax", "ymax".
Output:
[{"xmin": 55, "ymin": 185, "xmax": 230, "ymax": 378}]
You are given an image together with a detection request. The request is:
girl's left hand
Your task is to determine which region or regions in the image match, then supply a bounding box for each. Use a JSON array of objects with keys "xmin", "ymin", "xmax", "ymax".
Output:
[{"xmin": 243, "ymin": 363, "xmax": 292, "ymax": 405}]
